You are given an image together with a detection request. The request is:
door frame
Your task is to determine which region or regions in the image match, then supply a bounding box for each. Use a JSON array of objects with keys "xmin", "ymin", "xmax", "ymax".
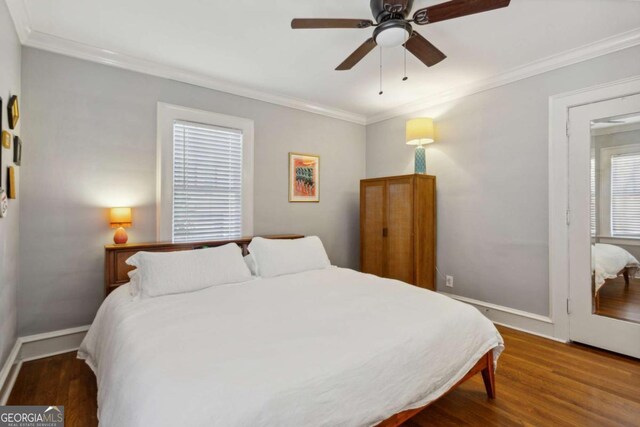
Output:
[{"xmin": 548, "ymin": 75, "xmax": 640, "ymax": 341}]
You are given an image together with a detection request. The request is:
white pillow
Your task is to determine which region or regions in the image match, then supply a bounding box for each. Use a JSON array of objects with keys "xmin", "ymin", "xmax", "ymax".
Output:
[
  {"xmin": 126, "ymin": 243, "xmax": 252, "ymax": 298},
  {"xmin": 244, "ymin": 254, "xmax": 258, "ymax": 276},
  {"xmin": 127, "ymin": 270, "xmax": 140, "ymax": 297},
  {"xmin": 248, "ymin": 236, "xmax": 330, "ymax": 278}
]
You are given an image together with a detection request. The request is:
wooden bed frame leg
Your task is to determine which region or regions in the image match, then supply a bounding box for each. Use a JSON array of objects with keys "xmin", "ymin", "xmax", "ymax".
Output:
[
  {"xmin": 481, "ymin": 351, "xmax": 496, "ymax": 399},
  {"xmin": 623, "ymin": 269, "xmax": 630, "ymax": 290},
  {"xmin": 375, "ymin": 349, "xmax": 498, "ymax": 427}
]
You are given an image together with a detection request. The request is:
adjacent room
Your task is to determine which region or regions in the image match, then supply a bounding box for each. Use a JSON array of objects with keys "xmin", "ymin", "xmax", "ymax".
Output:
[
  {"xmin": 591, "ymin": 115, "xmax": 640, "ymax": 324},
  {"xmin": 0, "ymin": 0, "xmax": 639, "ymax": 426}
]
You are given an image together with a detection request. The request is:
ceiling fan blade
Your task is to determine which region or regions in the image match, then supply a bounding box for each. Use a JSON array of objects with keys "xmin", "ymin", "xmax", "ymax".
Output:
[
  {"xmin": 403, "ymin": 32, "xmax": 446, "ymax": 67},
  {"xmin": 336, "ymin": 38, "xmax": 377, "ymax": 71},
  {"xmin": 413, "ymin": 0, "xmax": 510, "ymax": 25},
  {"xmin": 291, "ymin": 19, "xmax": 374, "ymax": 29}
]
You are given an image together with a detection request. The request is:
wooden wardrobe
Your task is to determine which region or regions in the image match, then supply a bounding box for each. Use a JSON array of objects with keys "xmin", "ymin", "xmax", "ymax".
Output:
[{"xmin": 360, "ymin": 174, "xmax": 436, "ymax": 290}]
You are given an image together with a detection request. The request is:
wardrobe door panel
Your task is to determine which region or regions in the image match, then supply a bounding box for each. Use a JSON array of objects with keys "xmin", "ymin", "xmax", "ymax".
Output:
[
  {"xmin": 415, "ymin": 176, "xmax": 436, "ymax": 290},
  {"xmin": 386, "ymin": 177, "xmax": 414, "ymax": 283},
  {"xmin": 360, "ymin": 181, "xmax": 385, "ymax": 276}
]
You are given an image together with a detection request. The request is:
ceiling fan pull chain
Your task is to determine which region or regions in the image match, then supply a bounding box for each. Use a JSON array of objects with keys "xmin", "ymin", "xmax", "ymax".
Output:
[
  {"xmin": 403, "ymin": 31, "xmax": 408, "ymax": 81},
  {"xmin": 379, "ymin": 47, "xmax": 383, "ymax": 95}
]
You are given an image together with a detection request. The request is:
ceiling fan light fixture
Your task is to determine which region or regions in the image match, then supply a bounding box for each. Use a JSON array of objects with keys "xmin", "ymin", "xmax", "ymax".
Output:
[
  {"xmin": 291, "ymin": 0, "xmax": 512, "ymax": 72},
  {"xmin": 375, "ymin": 26, "xmax": 410, "ymax": 47}
]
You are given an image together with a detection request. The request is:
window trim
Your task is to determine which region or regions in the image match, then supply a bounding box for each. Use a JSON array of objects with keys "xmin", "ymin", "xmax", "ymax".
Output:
[
  {"xmin": 598, "ymin": 142, "xmax": 640, "ymax": 241},
  {"xmin": 156, "ymin": 102, "xmax": 254, "ymax": 242}
]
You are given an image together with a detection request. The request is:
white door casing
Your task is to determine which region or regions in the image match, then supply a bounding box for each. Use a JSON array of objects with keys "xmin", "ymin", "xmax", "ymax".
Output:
[{"xmin": 548, "ymin": 76, "xmax": 640, "ymax": 342}]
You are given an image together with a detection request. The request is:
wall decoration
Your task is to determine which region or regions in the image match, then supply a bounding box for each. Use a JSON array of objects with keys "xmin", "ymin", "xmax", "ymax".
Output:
[
  {"xmin": 13, "ymin": 136, "xmax": 21, "ymax": 166},
  {"xmin": 0, "ymin": 189, "xmax": 7, "ymax": 218},
  {"xmin": 7, "ymin": 95, "xmax": 19, "ymax": 130},
  {"xmin": 1, "ymin": 130, "xmax": 11, "ymax": 149},
  {"xmin": 7, "ymin": 166, "xmax": 16, "ymax": 199},
  {"xmin": 289, "ymin": 152, "xmax": 320, "ymax": 202}
]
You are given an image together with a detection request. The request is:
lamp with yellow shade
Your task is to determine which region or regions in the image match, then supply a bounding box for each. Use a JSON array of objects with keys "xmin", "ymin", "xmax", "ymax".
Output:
[
  {"xmin": 406, "ymin": 118, "xmax": 435, "ymax": 174},
  {"xmin": 110, "ymin": 207, "xmax": 132, "ymax": 244}
]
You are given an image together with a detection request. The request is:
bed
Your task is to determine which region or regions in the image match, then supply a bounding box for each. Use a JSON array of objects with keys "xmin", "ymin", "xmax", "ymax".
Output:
[
  {"xmin": 592, "ymin": 243, "xmax": 639, "ymax": 309},
  {"xmin": 80, "ymin": 236, "xmax": 504, "ymax": 427}
]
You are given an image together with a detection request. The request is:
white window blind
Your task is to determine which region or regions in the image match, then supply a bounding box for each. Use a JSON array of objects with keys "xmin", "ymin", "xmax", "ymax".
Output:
[
  {"xmin": 611, "ymin": 152, "xmax": 640, "ymax": 237},
  {"xmin": 172, "ymin": 120, "xmax": 243, "ymax": 242},
  {"xmin": 590, "ymin": 157, "xmax": 596, "ymax": 237}
]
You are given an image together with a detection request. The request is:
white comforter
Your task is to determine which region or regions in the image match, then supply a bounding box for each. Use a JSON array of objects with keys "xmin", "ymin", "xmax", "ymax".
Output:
[
  {"xmin": 592, "ymin": 244, "xmax": 640, "ymax": 292},
  {"xmin": 79, "ymin": 267, "xmax": 504, "ymax": 427}
]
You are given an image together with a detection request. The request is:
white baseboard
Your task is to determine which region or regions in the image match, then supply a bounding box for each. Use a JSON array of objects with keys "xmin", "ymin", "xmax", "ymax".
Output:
[
  {"xmin": 0, "ymin": 341, "xmax": 22, "ymax": 405},
  {"xmin": 19, "ymin": 325, "xmax": 90, "ymax": 362},
  {"xmin": 0, "ymin": 325, "xmax": 90, "ymax": 404},
  {"xmin": 438, "ymin": 292, "xmax": 568, "ymax": 343}
]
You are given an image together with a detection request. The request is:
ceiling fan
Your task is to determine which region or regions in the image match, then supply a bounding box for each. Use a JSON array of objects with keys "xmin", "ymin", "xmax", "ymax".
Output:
[{"xmin": 291, "ymin": 0, "xmax": 511, "ymax": 71}]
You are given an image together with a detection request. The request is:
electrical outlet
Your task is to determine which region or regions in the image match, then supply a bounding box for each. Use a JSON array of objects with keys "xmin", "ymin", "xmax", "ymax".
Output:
[{"xmin": 445, "ymin": 275, "xmax": 454, "ymax": 287}]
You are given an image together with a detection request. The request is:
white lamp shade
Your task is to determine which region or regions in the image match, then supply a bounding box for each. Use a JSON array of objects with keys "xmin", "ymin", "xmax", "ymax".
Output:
[{"xmin": 406, "ymin": 118, "xmax": 435, "ymax": 145}]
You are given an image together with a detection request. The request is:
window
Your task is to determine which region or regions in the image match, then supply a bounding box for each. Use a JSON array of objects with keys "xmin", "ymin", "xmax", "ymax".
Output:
[
  {"xmin": 610, "ymin": 152, "xmax": 640, "ymax": 237},
  {"xmin": 598, "ymin": 143, "xmax": 640, "ymax": 240},
  {"xmin": 157, "ymin": 103, "xmax": 254, "ymax": 242},
  {"xmin": 172, "ymin": 121, "xmax": 243, "ymax": 242}
]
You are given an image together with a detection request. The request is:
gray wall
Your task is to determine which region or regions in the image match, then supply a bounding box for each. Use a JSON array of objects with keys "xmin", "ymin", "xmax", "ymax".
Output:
[
  {"xmin": 0, "ymin": 1, "xmax": 21, "ymax": 367},
  {"xmin": 366, "ymin": 45, "xmax": 640, "ymax": 316},
  {"xmin": 19, "ymin": 48, "xmax": 365, "ymax": 335}
]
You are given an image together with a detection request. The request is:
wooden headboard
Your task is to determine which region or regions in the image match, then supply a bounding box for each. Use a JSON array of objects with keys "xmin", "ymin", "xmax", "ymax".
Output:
[{"xmin": 104, "ymin": 234, "xmax": 304, "ymax": 296}]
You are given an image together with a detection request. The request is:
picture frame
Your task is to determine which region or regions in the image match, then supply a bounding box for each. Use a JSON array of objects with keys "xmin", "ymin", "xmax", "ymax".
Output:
[
  {"xmin": 7, "ymin": 166, "xmax": 16, "ymax": 199},
  {"xmin": 7, "ymin": 95, "xmax": 19, "ymax": 130},
  {"xmin": 288, "ymin": 152, "xmax": 320, "ymax": 203},
  {"xmin": 1, "ymin": 131, "xmax": 11, "ymax": 149},
  {"xmin": 0, "ymin": 189, "xmax": 7, "ymax": 218},
  {"xmin": 13, "ymin": 136, "xmax": 22, "ymax": 166}
]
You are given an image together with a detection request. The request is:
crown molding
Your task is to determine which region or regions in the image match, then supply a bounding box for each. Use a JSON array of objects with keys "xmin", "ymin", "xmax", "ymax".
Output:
[
  {"xmin": 6, "ymin": 0, "xmax": 640, "ymax": 126},
  {"xmin": 592, "ymin": 121, "xmax": 640, "ymax": 136},
  {"xmin": 24, "ymin": 31, "xmax": 368, "ymax": 125},
  {"xmin": 366, "ymin": 27, "xmax": 640, "ymax": 124},
  {"xmin": 5, "ymin": 0, "xmax": 31, "ymax": 43}
]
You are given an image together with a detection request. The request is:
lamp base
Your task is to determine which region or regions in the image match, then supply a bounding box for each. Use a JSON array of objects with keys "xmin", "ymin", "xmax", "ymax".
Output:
[
  {"xmin": 113, "ymin": 227, "xmax": 129, "ymax": 244},
  {"xmin": 414, "ymin": 145, "xmax": 426, "ymax": 174}
]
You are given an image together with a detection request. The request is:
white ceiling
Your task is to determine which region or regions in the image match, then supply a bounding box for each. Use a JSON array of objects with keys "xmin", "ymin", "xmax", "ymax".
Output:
[{"xmin": 10, "ymin": 0, "xmax": 640, "ymax": 122}]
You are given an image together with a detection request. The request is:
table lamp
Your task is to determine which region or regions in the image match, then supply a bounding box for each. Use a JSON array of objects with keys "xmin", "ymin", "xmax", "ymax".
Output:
[
  {"xmin": 406, "ymin": 118, "xmax": 435, "ymax": 174},
  {"xmin": 110, "ymin": 207, "xmax": 132, "ymax": 244}
]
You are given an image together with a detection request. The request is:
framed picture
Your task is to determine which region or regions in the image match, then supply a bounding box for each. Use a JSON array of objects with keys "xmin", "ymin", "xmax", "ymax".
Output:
[
  {"xmin": 0, "ymin": 189, "xmax": 7, "ymax": 218},
  {"xmin": 7, "ymin": 166, "xmax": 16, "ymax": 199},
  {"xmin": 1, "ymin": 131, "xmax": 10, "ymax": 149},
  {"xmin": 289, "ymin": 152, "xmax": 320, "ymax": 202},
  {"xmin": 8, "ymin": 95, "xmax": 19, "ymax": 130},
  {"xmin": 13, "ymin": 136, "xmax": 22, "ymax": 166}
]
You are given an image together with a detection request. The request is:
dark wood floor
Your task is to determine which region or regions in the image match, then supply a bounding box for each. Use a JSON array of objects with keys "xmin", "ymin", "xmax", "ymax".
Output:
[
  {"xmin": 7, "ymin": 349, "xmax": 98, "ymax": 426},
  {"xmin": 597, "ymin": 276, "xmax": 640, "ymax": 324},
  {"xmin": 8, "ymin": 325, "xmax": 640, "ymax": 426}
]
